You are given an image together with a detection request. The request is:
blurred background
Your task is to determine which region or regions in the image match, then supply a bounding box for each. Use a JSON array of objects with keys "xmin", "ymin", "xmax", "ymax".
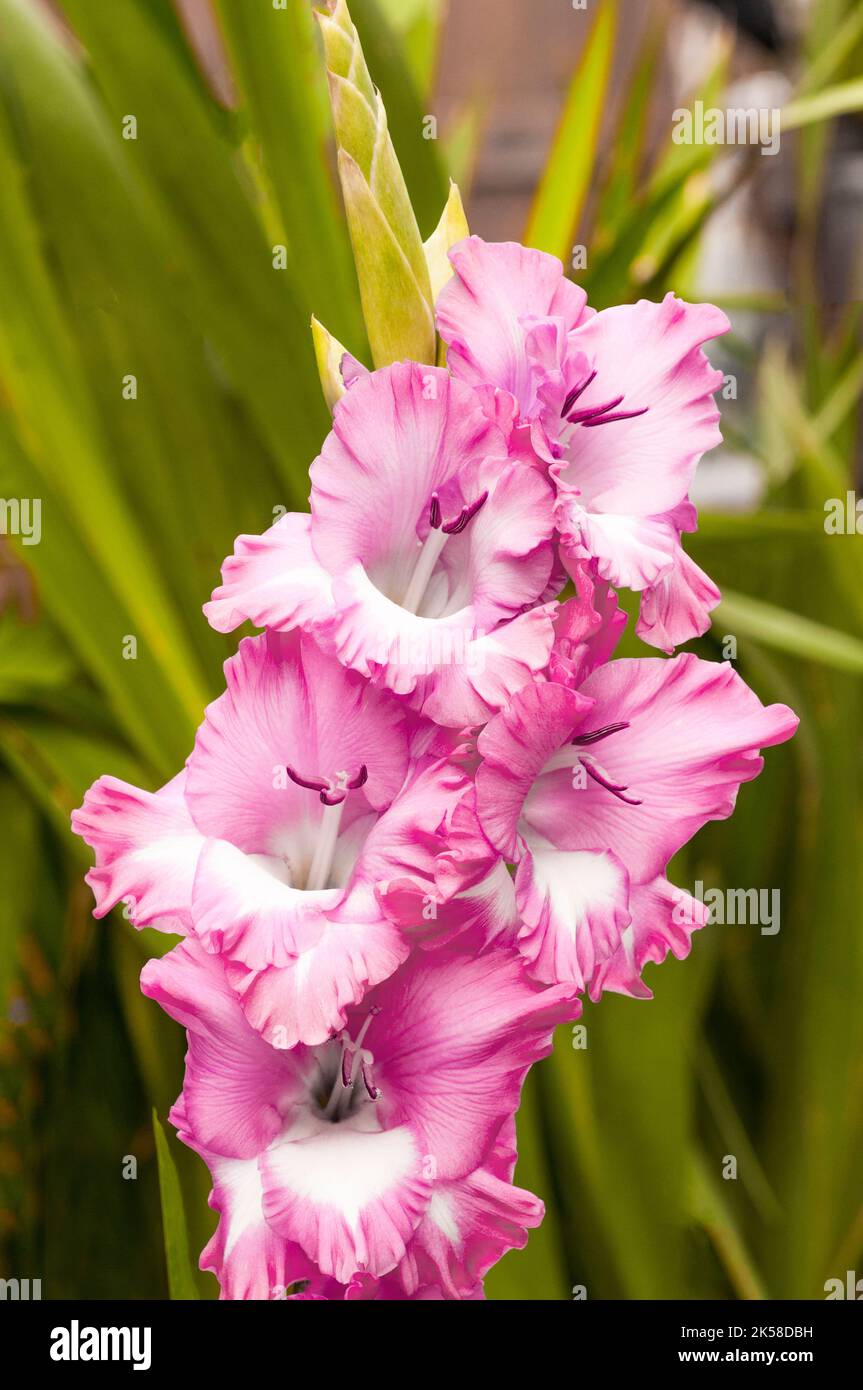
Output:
[{"xmin": 0, "ymin": 0, "xmax": 861, "ymax": 1300}]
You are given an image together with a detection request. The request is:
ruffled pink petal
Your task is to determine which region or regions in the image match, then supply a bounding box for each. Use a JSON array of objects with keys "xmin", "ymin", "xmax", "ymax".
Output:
[
  {"xmin": 556, "ymin": 294, "xmax": 730, "ymax": 516},
  {"xmin": 397, "ymin": 1127, "xmax": 543, "ymax": 1299},
  {"xmin": 636, "ymin": 542, "xmax": 721, "ymax": 651},
  {"xmin": 71, "ymin": 771, "xmax": 202, "ymax": 932},
  {"xmin": 141, "ymin": 941, "xmax": 299, "ymax": 1159},
  {"xmin": 515, "ymin": 847, "xmax": 631, "ymax": 991},
  {"xmin": 185, "ymin": 633, "xmax": 410, "ymax": 853},
  {"xmin": 381, "ymin": 861, "xmax": 519, "ymax": 952},
  {"xmin": 436, "ymin": 237, "xmax": 590, "ymax": 412},
  {"xmin": 590, "ymin": 876, "xmax": 711, "ymax": 1001},
  {"xmin": 435, "ymin": 458, "xmax": 555, "ymax": 621},
  {"xmin": 550, "ymin": 563, "xmax": 628, "ymax": 687},
  {"xmin": 557, "ymin": 502, "xmax": 679, "ymax": 591},
  {"xmin": 260, "ymin": 1112, "xmax": 431, "ymax": 1285},
  {"xmin": 197, "ymin": 1155, "xmax": 301, "ymax": 1301},
  {"xmin": 310, "ymin": 361, "xmax": 505, "ymax": 585},
  {"xmin": 476, "ymin": 679, "xmax": 594, "ymax": 859},
  {"xmin": 190, "ymin": 837, "xmax": 335, "ymax": 965},
  {"xmin": 364, "ymin": 938, "xmax": 579, "ymax": 1181},
  {"xmin": 224, "ymin": 890, "xmax": 409, "ymax": 1050},
  {"xmin": 535, "ymin": 654, "xmax": 799, "ymax": 882},
  {"xmin": 203, "ymin": 512, "xmax": 335, "ymax": 635},
  {"xmin": 415, "ymin": 602, "xmax": 560, "ymax": 728}
]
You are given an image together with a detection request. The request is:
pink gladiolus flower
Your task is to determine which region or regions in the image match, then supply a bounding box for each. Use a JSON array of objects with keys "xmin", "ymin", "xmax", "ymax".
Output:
[
  {"xmin": 70, "ymin": 213, "xmax": 799, "ymax": 1300},
  {"xmin": 205, "ymin": 361, "xmax": 561, "ymax": 726},
  {"xmin": 72, "ymin": 631, "xmax": 482, "ymax": 1048},
  {"xmin": 436, "ymin": 237, "xmax": 730, "ymax": 649},
  {"xmin": 140, "ymin": 932, "xmax": 576, "ymax": 1295},
  {"xmin": 473, "ymin": 594, "xmax": 799, "ymax": 997}
]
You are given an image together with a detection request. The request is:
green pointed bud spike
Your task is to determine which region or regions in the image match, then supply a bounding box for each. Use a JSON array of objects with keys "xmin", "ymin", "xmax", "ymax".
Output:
[
  {"xmin": 318, "ymin": 0, "xmax": 435, "ymax": 366},
  {"xmin": 337, "ymin": 151, "xmax": 435, "ymax": 367},
  {"xmin": 423, "ymin": 181, "xmax": 470, "ymax": 304},
  {"xmin": 311, "ymin": 316, "xmax": 351, "ymax": 411}
]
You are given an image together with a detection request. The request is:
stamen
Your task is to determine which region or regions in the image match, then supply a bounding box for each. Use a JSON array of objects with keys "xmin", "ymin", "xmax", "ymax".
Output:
[
  {"xmin": 571, "ymin": 721, "xmax": 630, "ymax": 746},
  {"xmin": 327, "ymin": 1007, "xmax": 382, "ymax": 1121},
  {"xmin": 402, "ymin": 489, "xmax": 488, "ymax": 613},
  {"xmin": 567, "ymin": 394, "xmax": 624, "ymax": 424},
  {"xmin": 286, "ymin": 766, "xmax": 330, "ymax": 795},
  {"xmin": 560, "ymin": 367, "xmax": 649, "ymax": 430},
  {"xmin": 579, "ymin": 755, "xmax": 642, "ymax": 806},
  {"xmin": 561, "ymin": 369, "xmax": 597, "ymax": 417},
  {"xmin": 582, "ymin": 406, "xmax": 649, "ymax": 427},
  {"xmin": 286, "ymin": 763, "xmax": 367, "ymax": 806},
  {"xmin": 440, "ymin": 490, "xmax": 488, "ymax": 535}
]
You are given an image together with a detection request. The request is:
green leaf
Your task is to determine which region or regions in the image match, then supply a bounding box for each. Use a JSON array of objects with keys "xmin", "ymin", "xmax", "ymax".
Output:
[
  {"xmin": 781, "ymin": 77, "xmax": 863, "ymax": 130},
  {"xmin": 59, "ymin": 0, "xmax": 330, "ymax": 493},
  {"xmin": 716, "ymin": 590, "xmax": 863, "ymax": 673},
  {"xmin": 0, "ymin": 774, "xmax": 39, "ymax": 1007},
  {"xmin": 524, "ymin": 0, "xmax": 617, "ymax": 260},
  {"xmin": 214, "ymin": 0, "xmax": 364, "ymax": 349},
  {"xmin": 152, "ymin": 1111, "xmax": 201, "ymax": 1300},
  {"xmin": 690, "ymin": 1150, "xmax": 767, "ymax": 1300}
]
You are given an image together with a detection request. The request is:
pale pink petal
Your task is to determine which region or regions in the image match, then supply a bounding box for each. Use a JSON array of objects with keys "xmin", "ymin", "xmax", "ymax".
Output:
[
  {"xmin": 397, "ymin": 1130, "xmax": 543, "ymax": 1299},
  {"xmin": 141, "ymin": 941, "xmax": 298, "ymax": 1159},
  {"xmin": 224, "ymin": 892, "xmax": 409, "ymax": 1050},
  {"xmin": 185, "ymin": 632, "xmax": 410, "ymax": 850},
  {"xmin": 531, "ymin": 654, "xmax": 799, "ymax": 882},
  {"xmin": 557, "ymin": 502, "xmax": 679, "ymax": 591},
  {"xmin": 365, "ymin": 940, "xmax": 579, "ymax": 1181},
  {"xmin": 476, "ymin": 679, "xmax": 593, "ymax": 859},
  {"xmin": 190, "ymin": 837, "xmax": 334, "ymax": 965},
  {"xmin": 71, "ymin": 771, "xmax": 201, "ymax": 932},
  {"xmin": 636, "ymin": 543, "xmax": 721, "ymax": 651},
  {"xmin": 556, "ymin": 294, "xmax": 730, "ymax": 516},
  {"xmin": 436, "ymin": 237, "xmax": 589, "ymax": 411},
  {"xmin": 203, "ymin": 512, "xmax": 334, "ymax": 635},
  {"xmin": 415, "ymin": 603, "xmax": 559, "ymax": 727},
  {"xmin": 260, "ymin": 1112, "xmax": 431, "ymax": 1285},
  {"xmin": 590, "ymin": 876, "xmax": 711, "ymax": 1001},
  {"xmin": 515, "ymin": 847, "xmax": 631, "ymax": 991},
  {"xmin": 197, "ymin": 1156, "xmax": 301, "ymax": 1301},
  {"xmin": 310, "ymin": 361, "xmax": 505, "ymax": 586}
]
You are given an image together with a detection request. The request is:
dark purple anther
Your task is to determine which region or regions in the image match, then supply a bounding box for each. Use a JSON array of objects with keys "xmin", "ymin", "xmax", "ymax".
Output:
[
  {"xmin": 580, "ymin": 758, "xmax": 642, "ymax": 806},
  {"xmin": 428, "ymin": 492, "xmax": 441, "ymax": 530},
  {"xmin": 567, "ymin": 394, "xmax": 624, "ymax": 425},
  {"xmin": 571, "ymin": 721, "xmax": 630, "ymax": 746},
  {"xmin": 286, "ymin": 766, "xmax": 330, "ymax": 794},
  {"xmin": 561, "ymin": 369, "xmax": 598, "ymax": 417},
  {"xmin": 582, "ymin": 406, "xmax": 649, "ymax": 427},
  {"xmin": 287, "ymin": 762, "xmax": 368, "ymax": 805},
  {"xmin": 441, "ymin": 490, "xmax": 489, "ymax": 535}
]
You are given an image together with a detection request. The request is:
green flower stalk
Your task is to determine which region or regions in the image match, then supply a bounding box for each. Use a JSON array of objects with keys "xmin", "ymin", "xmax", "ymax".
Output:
[{"xmin": 317, "ymin": 0, "xmax": 436, "ymax": 367}]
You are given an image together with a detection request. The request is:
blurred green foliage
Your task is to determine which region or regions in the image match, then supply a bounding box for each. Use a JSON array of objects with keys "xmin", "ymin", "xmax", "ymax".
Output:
[{"xmin": 0, "ymin": 0, "xmax": 860, "ymax": 1301}]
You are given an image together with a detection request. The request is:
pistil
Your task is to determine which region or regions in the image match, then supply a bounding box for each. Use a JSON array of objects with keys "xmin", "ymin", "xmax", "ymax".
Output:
[
  {"xmin": 320, "ymin": 1008, "xmax": 381, "ymax": 1121},
  {"xmin": 401, "ymin": 489, "xmax": 488, "ymax": 615},
  {"xmin": 286, "ymin": 764, "xmax": 368, "ymax": 890}
]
